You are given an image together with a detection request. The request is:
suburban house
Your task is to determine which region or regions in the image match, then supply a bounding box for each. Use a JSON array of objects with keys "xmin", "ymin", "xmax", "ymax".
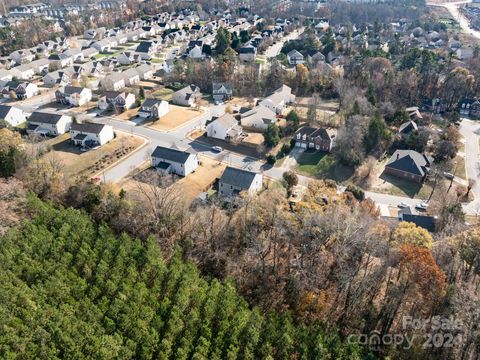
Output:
[
  {"xmin": 10, "ymin": 63, "xmax": 35, "ymax": 80},
  {"xmin": 398, "ymin": 207, "xmax": 437, "ymax": 232},
  {"xmin": 399, "ymin": 120, "xmax": 418, "ymax": 135},
  {"xmin": 151, "ymin": 146, "xmax": 199, "ymax": 176},
  {"xmin": 287, "ymin": 49, "xmax": 304, "ymax": 65},
  {"xmin": 1, "ymin": 81, "xmax": 39, "ymax": 100},
  {"xmin": 116, "ymin": 51, "xmax": 141, "ymax": 65},
  {"xmin": 172, "ymin": 84, "xmax": 202, "ymax": 107},
  {"xmin": 384, "ymin": 150, "xmax": 432, "ymax": 183},
  {"xmin": 82, "ymin": 47, "xmax": 99, "ymax": 59},
  {"xmin": 135, "ymin": 64, "xmax": 154, "ymax": 80},
  {"xmin": 0, "ymin": 105, "xmax": 26, "ymax": 127},
  {"xmin": 135, "ymin": 41, "xmax": 160, "ymax": 60},
  {"xmin": 218, "ymin": 166, "xmax": 263, "ymax": 197},
  {"xmin": 294, "ymin": 126, "xmax": 337, "ymax": 152},
  {"xmin": 139, "ymin": 99, "xmax": 169, "ymax": 119},
  {"xmin": 259, "ymin": 85, "xmax": 295, "ymax": 114},
  {"xmin": 100, "ymin": 72, "xmax": 126, "ymax": 91},
  {"xmin": 240, "ymin": 105, "xmax": 277, "ymax": 130},
  {"xmin": 238, "ymin": 44, "xmax": 257, "ymax": 62},
  {"xmin": 98, "ymin": 91, "xmax": 136, "ymax": 112},
  {"xmin": 206, "ymin": 113, "xmax": 244, "ymax": 141},
  {"xmin": 27, "ymin": 112, "xmax": 72, "ymax": 136},
  {"xmin": 459, "ymin": 98, "xmax": 480, "ymax": 118},
  {"xmin": 212, "ymin": 82, "xmax": 233, "ymax": 102},
  {"xmin": 55, "ymin": 86, "xmax": 92, "ymax": 107},
  {"xmin": 70, "ymin": 123, "xmax": 115, "ymax": 147},
  {"xmin": 48, "ymin": 53, "xmax": 74, "ymax": 68},
  {"xmin": 122, "ymin": 68, "xmax": 141, "ymax": 87},
  {"xmin": 43, "ymin": 70, "xmax": 71, "ymax": 87}
]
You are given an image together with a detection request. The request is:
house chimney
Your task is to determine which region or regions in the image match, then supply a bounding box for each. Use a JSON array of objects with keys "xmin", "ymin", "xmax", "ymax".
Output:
[{"xmin": 397, "ymin": 153, "xmax": 400, "ymax": 160}]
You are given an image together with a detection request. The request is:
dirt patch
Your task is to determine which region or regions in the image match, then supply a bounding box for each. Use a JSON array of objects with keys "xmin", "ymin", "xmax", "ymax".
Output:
[
  {"xmin": 172, "ymin": 155, "xmax": 226, "ymax": 203},
  {"xmin": 115, "ymin": 107, "xmax": 141, "ymax": 121},
  {"xmin": 48, "ymin": 132, "xmax": 144, "ymax": 181},
  {"xmin": 148, "ymin": 105, "xmax": 203, "ymax": 131},
  {"xmin": 243, "ymin": 133, "xmax": 264, "ymax": 146},
  {"xmin": 195, "ymin": 134, "xmax": 263, "ymax": 159},
  {"xmin": 69, "ymin": 102, "xmax": 98, "ymax": 114}
]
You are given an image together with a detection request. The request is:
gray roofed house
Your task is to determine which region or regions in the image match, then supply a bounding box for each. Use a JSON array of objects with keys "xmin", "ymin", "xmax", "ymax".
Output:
[
  {"xmin": 28, "ymin": 111, "xmax": 72, "ymax": 135},
  {"xmin": 151, "ymin": 145, "xmax": 199, "ymax": 176},
  {"xmin": 240, "ymin": 105, "xmax": 277, "ymax": 130},
  {"xmin": 219, "ymin": 166, "xmax": 263, "ymax": 197},
  {"xmin": 287, "ymin": 49, "xmax": 304, "ymax": 65},
  {"xmin": 171, "ymin": 84, "xmax": 202, "ymax": 107},
  {"xmin": 384, "ymin": 149, "xmax": 432, "ymax": 183}
]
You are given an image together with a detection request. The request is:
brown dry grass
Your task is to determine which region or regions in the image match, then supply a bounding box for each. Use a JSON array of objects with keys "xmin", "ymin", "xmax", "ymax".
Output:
[
  {"xmin": 172, "ymin": 155, "xmax": 226, "ymax": 203},
  {"xmin": 243, "ymin": 133, "xmax": 264, "ymax": 146},
  {"xmin": 49, "ymin": 132, "xmax": 144, "ymax": 180},
  {"xmin": 115, "ymin": 107, "xmax": 141, "ymax": 121},
  {"xmin": 149, "ymin": 105, "xmax": 203, "ymax": 131}
]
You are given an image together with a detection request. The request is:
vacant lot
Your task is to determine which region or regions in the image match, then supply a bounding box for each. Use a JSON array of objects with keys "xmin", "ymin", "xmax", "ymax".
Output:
[
  {"xmin": 370, "ymin": 173, "xmax": 434, "ymax": 199},
  {"xmin": 48, "ymin": 132, "xmax": 144, "ymax": 180},
  {"xmin": 173, "ymin": 156, "xmax": 226, "ymax": 203},
  {"xmin": 296, "ymin": 151, "xmax": 353, "ymax": 182},
  {"xmin": 149, "ymin": 105, "xmax": 202, "ymax": 131}
]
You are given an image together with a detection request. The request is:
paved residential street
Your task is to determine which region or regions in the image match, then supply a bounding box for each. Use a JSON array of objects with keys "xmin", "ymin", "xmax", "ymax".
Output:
[
  {"xmin": 15, "ymin": 88, "xmax": 480, "ymax": 214},
  {"xmin": 427, "ymin": 1, "xmax": 480, "ymax": 39},
  {"xmin": 264, "ymin": 27, "xmax": 305, "ymax": 58}
]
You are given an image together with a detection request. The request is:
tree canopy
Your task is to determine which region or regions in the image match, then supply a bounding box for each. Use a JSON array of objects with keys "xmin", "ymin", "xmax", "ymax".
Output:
[{"xmin": 0, "ymin": 197, "xmax": 362, "ymax": 359}]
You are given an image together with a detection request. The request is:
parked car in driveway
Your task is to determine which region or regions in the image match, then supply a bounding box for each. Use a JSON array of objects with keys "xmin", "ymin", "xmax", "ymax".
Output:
[
  {"xmin": 211, "ymin": 146, "xmax": 223, "ymax": 152},
  {"xmin": 398, "ymin": 202, "xmax": 408, "ymax": 208}
]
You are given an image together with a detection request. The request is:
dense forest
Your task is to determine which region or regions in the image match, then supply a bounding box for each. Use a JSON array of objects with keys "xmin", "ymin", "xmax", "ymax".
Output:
[{"xmin": 0, "ymin": 196, "xmax": 363, "ymax": 359}]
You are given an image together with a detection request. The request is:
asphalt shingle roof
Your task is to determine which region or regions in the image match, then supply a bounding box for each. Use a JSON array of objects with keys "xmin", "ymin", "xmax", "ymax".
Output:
[
  {"xmin": 220, "ymin": 166, "xmax": 258, "ymax": 189},
  {"xmin": 386, "ymin": 150, "xmax": 431, "ymax": 177},
  {"xmin": 151, "ymin": 146, "xmax": 194, "ymax": 164}
]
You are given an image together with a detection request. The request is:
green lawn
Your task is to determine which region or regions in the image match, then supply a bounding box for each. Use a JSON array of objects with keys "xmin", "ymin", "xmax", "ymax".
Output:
[{"xmin": 296, "ymin": 151, "xmax": 353, "ymax": 182}]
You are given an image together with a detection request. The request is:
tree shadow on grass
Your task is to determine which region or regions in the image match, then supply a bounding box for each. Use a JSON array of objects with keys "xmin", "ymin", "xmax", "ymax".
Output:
[{"xmin": 379, "ymin": 172, "xmax": 422, "ymax": 198}]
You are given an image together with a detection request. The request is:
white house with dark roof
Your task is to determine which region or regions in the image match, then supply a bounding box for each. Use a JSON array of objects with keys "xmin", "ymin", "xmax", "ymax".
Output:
[
  {"xmin": 219, "ymin": 166, "xmax": 263, "ymax": 197},
  {"xmin": 0, "ymin": 105, "xmax": 26, "ymax": 127},
  {"xmin": 0, "ymin": 81, "xmax": 39, "ymax": 100},
  {"xmin": 151, "ymin": 145, "xmax": 199, "ymax": 176},
  {"xmin": 139, "ymin": 99, "xmax": 169, "ymax": 119},
  {"xmin": 172, "ymin": 84, "xmax": 202, "ymax": 107},
  {"xmin": 27, "ymin": 112, "xmax": 72, "ymax": 136},
  {"xmin": 70, "ymin": 122, "xmax": 114, "ymax": 147},
  {"xmin": 55, "ymin": 86, "xmax": 92, "ymax": 106}
]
